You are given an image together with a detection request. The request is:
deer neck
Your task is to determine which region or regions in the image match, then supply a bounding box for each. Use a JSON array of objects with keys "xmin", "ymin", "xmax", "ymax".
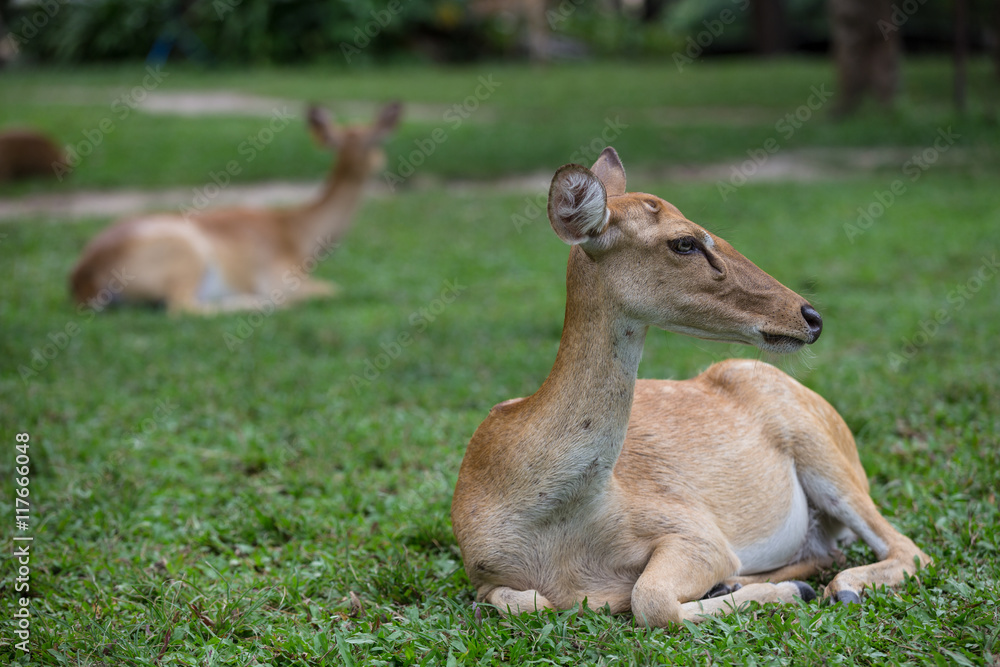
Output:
[
  {"xmin": 292, "ymin": 152, "xmax": 370, "ymax": 258},
  {"xmin": 527, "ymin": 246, "xmax": 648, "ymax": 497}
]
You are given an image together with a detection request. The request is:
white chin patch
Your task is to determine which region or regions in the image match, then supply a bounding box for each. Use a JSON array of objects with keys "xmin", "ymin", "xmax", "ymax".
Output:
[{"xmin": 760, "ymin": 335, "xmax": 805, "ymax": 353}]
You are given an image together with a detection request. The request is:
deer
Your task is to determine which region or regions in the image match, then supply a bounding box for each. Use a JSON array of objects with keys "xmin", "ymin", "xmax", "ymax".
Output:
[
  {"xmin": 0, "ymin": 128, "xmax": 67, "ymax": 183},
  {"xmin": 69, "ymin": 102, "xmax": 402, "ymax": 314},
  {"xmin": 451, "ymin": 147, "xmax": 931, "ymax": 627}
]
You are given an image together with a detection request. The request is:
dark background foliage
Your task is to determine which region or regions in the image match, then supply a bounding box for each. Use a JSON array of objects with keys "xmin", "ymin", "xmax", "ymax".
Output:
[{"xmin": 4, "ymin": 0, "xmax": 995, "ymax": 65}]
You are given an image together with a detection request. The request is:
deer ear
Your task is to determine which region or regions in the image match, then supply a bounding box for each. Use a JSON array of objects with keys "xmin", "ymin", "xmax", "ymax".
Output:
[
  {"xmin": 370, "ymin": 101, "xmax": 403, "ymax": 144},
  {"xmin": 306, "ymin": 105, "xmax": 341, "ymax": 148},
  {"xmin": 590, "ymin": 147, "xmax": 626, "ymax": 197},
  {"xmin": 548, "ymin": 164, "xmax": 610, "ymax": 245}
]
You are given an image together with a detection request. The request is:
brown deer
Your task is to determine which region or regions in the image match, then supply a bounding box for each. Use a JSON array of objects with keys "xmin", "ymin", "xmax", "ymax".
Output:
[
  {"xmin": 69, "ymin": 102, "xmax": 401, "ymax": 314},
  {"xmin": 0, "ymin": 129, "xmax": 67, "ymax": 183},
  {"xmin": 451, "ymin": 147, "xmax": 930, "ymax": 626}
]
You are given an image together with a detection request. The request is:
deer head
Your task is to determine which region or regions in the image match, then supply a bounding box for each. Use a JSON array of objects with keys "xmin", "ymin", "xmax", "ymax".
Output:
[
  {"xmin": 306, "ymin": 101, "xmax": 402, "ymax": 177},
  {"xmin": 547, "ymin": 147, "xmax": 822, "ymax": 353}
]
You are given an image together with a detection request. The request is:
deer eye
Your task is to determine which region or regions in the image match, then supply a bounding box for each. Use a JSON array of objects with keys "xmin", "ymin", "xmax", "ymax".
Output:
[
  {"xmin": 669, "ymin": 236, "xmax": 698, "ymax": 255},
  {"xmin": 643, "ymin": 200, "xmax": 659, "ymax": 213}
]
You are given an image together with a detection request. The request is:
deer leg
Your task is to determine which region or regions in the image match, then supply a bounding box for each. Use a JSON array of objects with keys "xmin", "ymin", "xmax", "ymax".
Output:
[
  {"xmin": 703, "ymin": 581, "xmax": 742, "ymax": 598},
  {"xmin": 813, "ymin": 496, "xmax": 930, "ymax": 603},
  {"xmin": 631, "ymin": 534, "xmax": 815, "ymax": 627},
  {"xmin": 288, "ymin": 277, "xmax": 339, "ymax": 302},
  {"xmin": 484, "ymin": 586, "xmax": 555, "ymax": 615},
  {"xmin": 679, "ymin": 581, "xmax": 815, "ymax": 622},
  {"xmin": 164, "ymin": 275, "xmax": 214, "ymax": 315},
  {"xmin": 795, "ymin": 440, "xmax": 931, "ymax": 603},
  {"xmin": 730, "ymin": 370, "xmax": 934, "ymax": 604},
  {"xmin": 720, "ymin": 556, "xmax": 834, "ymax": 589},
  {"xmin": 169, "ymin": 293, "xmax": 270, "ymax": 315}
]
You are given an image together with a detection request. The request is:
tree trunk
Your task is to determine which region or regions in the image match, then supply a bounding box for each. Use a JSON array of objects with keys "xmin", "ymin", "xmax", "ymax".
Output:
[
  {"xmin": 828, "ymin": 0, "xmax": 902, "ymax": 115},
  {"xmin": 752, "ymin": 0, "xmax": 786, "ymax": 55},
  {"xmin": 643, "ymin": 0, "xmax": 676, "ymax": 23},
  {"xmin": 954, "ymin": 0, "xmax": 968, "ymax": 113},
  {"xmin": 993, "ymin": 0, "xmax": 1000, "ymax": 80},
  {"xmin": 0, "ymin": 0, "xmax": 11, "ymax": 68}
]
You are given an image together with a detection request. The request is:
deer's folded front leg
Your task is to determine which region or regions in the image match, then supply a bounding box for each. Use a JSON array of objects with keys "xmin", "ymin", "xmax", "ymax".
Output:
[
  {"xmin": 632, "ymin": 533, "xmax": 814, "ymax": 627},
  {"xmin": 630, "ymin": 531, "xmax": 739, "ymax": 626}
]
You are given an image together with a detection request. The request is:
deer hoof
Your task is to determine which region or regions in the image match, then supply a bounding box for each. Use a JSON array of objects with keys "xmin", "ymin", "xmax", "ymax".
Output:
[
  {"xmin": 834, "ymin": 590, "xmax": 862, "ymax": 605},
  {"xmin": 703, "ymin": 582, "xmax": 742, "ymax": 598},
  {"xmin": 791, "ymin": 581, "xmax": 817, "ymax": 602}
]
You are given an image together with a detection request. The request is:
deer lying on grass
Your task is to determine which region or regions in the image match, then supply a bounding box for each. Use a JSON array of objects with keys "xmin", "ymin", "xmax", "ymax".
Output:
[
  {"xmin": 0, "ymin": 129, "xmax": 67, "ymax": 182},
  {"xmin": 451, "ymin": 147, "xmax": 930, "ymax": 626},
  {"xmin": 69, "ymin": 102, "xmax": 401, "ymax": 314}
]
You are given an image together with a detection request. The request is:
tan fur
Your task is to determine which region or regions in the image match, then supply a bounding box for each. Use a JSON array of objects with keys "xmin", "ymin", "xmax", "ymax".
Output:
[
  {"xmin": 451, "ymin": 147, "xmax": 930, "ymax": 626},
  {"xmin": 68, "ymin": 103, "xmax": 402, "ymax": 314},
  {"xmin": 0, "ymin": 129, "xmax": 67, "ymax": 182}
]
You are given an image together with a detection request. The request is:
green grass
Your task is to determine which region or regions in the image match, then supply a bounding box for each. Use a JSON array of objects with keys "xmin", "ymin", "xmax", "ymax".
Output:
[
  {"xmin": 1, "ymin": 57, "xmax": 999, "ymax": 194},
  {"xmin": 2, "ymin": 59, "xmax": 999, "ymax": 665}
]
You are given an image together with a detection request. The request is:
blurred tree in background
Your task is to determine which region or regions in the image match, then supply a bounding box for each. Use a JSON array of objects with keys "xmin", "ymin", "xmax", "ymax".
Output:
[
  {"xmin": 2, "ymin": 0, "xmax": 995, "ymax": 66},
  {"xmin": 0, "ymin": 0, "xmax": 996, "ymax": 117},
  {"xmin": 828, "ymin": 0, "xmax": 900, "ymax": 115},
  {"xmin": 0, "ymin": 0, "xmax": 683, "ymax": 64}
]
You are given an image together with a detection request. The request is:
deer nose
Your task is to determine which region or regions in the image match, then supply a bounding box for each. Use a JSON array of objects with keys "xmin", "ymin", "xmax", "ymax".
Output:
[{"xmin": 801, "ymin": 305, "xmax": 823, "ymax": 343}]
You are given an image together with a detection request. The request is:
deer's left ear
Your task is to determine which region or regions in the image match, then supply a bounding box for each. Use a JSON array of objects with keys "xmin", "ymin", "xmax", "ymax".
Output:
[
  {"xmin": 548, "ymin": 164, "xmax": 610, "ymax": 245},
  {"xmin": 590, "ymin": 147, "xmax": 626, "ymax": 197},
  {"xmin": 306, "ymin": 105, "xmax": 342, "ymax": 149}
]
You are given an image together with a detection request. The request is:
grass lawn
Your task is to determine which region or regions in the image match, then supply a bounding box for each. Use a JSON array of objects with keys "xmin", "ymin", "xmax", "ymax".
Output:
[
  {"xmin": 1, "ymin": 58, "xmax": 999, "ymax": 665},
  {"xmin": 1, "ymin": 57, "xmax": 999, "ymax": 194}
]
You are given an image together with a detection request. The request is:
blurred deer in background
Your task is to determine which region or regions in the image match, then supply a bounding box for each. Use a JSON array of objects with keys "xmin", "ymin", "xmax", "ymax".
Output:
[
  {"xmin": 451, "ymin": 147, "xmax": 930, "ymax": 627},
  {"xmin": 0, "ymin": 128, "xmax": 67, "ymax": 183},
  {"xmin": 69, "ymin": 102, "xmax": 401, "ymax": 314}
]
